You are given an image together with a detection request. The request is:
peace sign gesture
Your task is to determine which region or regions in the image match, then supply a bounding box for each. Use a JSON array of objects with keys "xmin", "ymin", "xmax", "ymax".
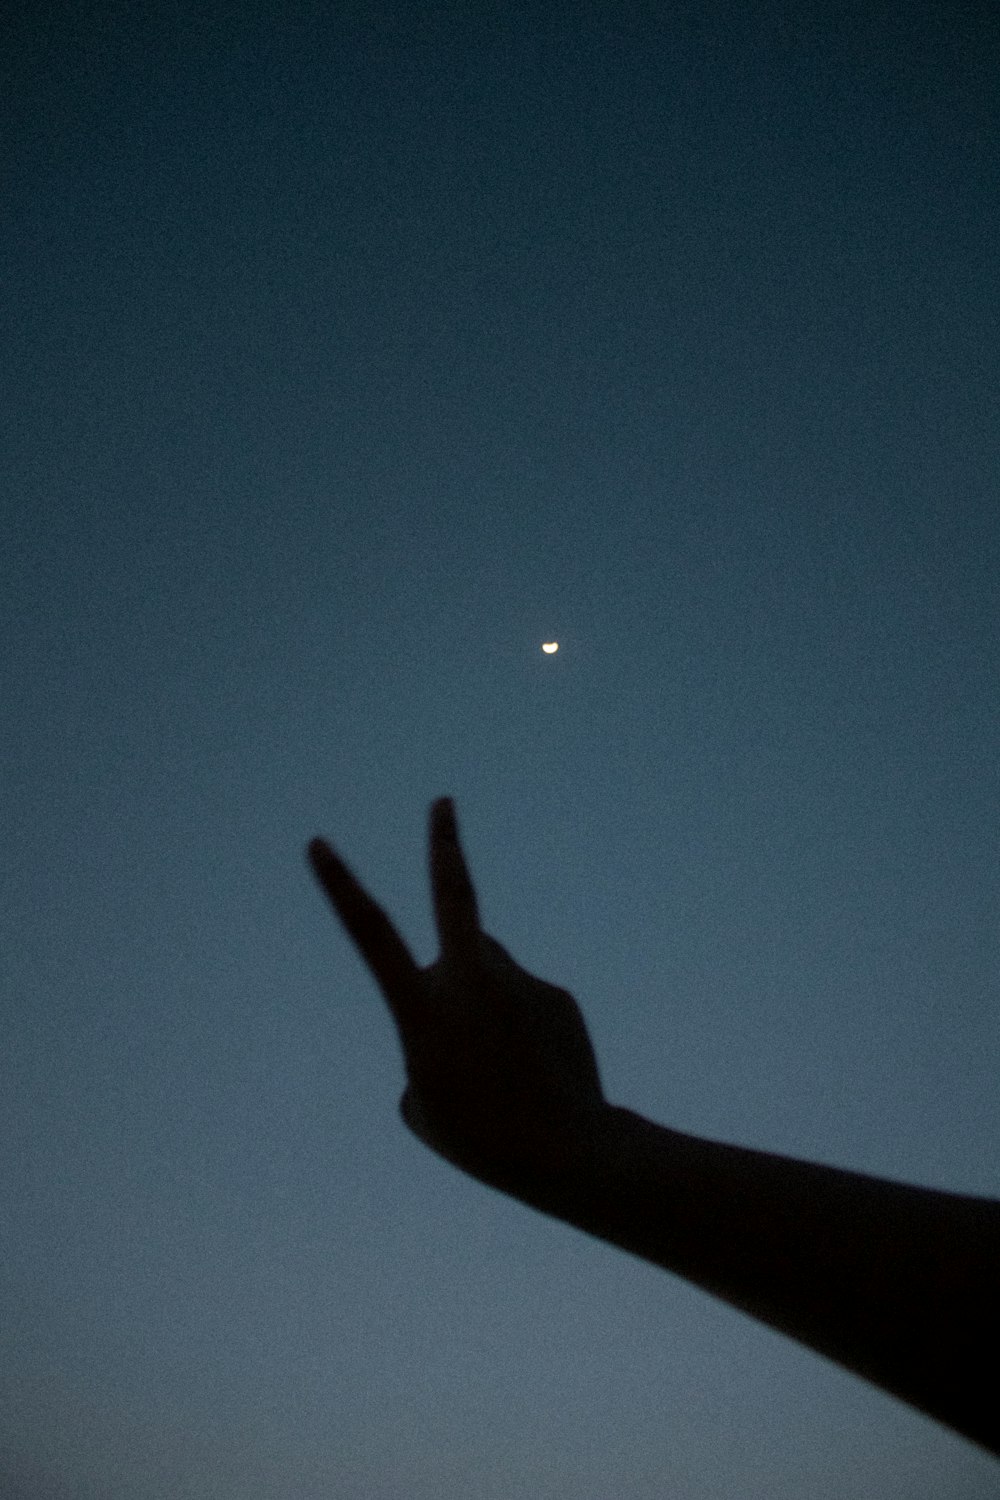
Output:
[
  {"xmin": 308, "ymin": 798, "xmax": 606, "ymax": 1192},
  {"xmin": 308, "ymin": 800, "xmax": 1000, "ymax": 1456}
]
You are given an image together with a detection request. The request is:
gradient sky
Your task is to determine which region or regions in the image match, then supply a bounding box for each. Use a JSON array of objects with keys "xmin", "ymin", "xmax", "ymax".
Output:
[{"xmin": 3, "ymin": 2, "xmax": 998, "ymax": 1496}]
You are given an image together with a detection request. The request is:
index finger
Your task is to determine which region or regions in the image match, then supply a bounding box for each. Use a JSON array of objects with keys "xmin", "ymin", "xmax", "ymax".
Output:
[
  {"xmin": 429, "ymin": 797, "xmax": 481, "ymax": 959},
  {"xmin": 308, "ymin": 837, "xmax": 421, "ymax": 1023}
]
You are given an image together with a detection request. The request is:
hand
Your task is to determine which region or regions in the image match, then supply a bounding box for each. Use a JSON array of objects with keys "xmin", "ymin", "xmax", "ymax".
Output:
[{"xmin": 308, "ymin": 798, "xmax": 606, "ymax": 1193}]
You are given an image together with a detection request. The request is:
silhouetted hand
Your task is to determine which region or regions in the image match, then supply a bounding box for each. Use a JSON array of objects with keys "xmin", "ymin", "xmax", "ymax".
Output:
[
  {"xmin": 308, "ymin": 798, "xmax": 606, "ymax": 1192},
  {"xmin": 308, "ymin": 797, "xmax": 999, "ymax": 1453}
]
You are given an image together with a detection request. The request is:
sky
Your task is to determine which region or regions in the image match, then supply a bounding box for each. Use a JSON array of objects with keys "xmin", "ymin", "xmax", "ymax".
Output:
[{"xmin": 2, "ymin": 1, "xmax": 998, "ymax": 1495}]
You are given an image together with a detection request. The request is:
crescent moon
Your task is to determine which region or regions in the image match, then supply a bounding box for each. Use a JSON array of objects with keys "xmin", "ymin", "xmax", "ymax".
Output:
[{"xmin": 542, "ymin": 642, "xmax": 559, "ymax": 653}]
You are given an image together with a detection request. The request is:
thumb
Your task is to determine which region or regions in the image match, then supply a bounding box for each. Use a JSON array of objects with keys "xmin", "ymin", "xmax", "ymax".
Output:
[
  {"xmin": 399, "ymin": 1086, "xmax": 439, "ymax": 1150},
  {"xmin": 399, "ymin": 1086, "xmax": 489, "ymax": 1177}
]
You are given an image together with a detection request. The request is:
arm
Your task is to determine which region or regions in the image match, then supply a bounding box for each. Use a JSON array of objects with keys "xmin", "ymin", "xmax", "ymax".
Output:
[
  {"xmin": 307, "ymin": 798, "xmax": 999, "ymax": 1455},
  {"xmin": 571, "ymin": 1108, "xmax": 998, "ymax": 1453}
]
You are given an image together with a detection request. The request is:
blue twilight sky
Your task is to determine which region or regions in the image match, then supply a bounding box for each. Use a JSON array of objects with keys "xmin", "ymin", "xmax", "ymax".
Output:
[{"xmin": 2, "ymin": 2, "xmax": 999, "ymax": 1496}]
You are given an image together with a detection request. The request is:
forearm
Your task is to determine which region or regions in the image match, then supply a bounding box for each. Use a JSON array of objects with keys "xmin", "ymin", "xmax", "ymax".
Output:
[
  {"xmin": 506, "ymin": 1104, "xmax": 999, "ymax": 1454},
  {"xmin": 311, "ymin": 803, "xmax": 997, "ymax": 1450}
]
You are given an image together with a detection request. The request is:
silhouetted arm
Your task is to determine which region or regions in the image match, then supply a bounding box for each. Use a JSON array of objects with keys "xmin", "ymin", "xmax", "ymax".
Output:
[
  {"xmin": 308, "ymin": 798, "xmax": 999, "ymax": 1455},
  {"xmin": 574, "ymin": 1108, "xmax": 998, "ymax": 1453}
]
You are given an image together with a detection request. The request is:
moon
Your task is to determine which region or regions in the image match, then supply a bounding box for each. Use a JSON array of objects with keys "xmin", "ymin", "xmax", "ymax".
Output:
[{"xmin": 542, "ymin": 641, "xmax": 559, "ymax": 654}]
